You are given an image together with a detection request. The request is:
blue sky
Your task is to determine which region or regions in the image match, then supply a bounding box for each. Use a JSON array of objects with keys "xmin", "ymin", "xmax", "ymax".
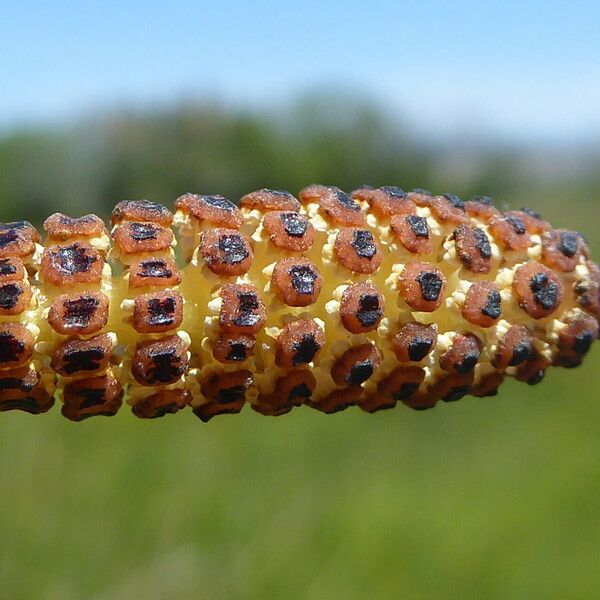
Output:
[{"xmin": 2, "ymin": 0, "xmax": 599, "ymax": 140}]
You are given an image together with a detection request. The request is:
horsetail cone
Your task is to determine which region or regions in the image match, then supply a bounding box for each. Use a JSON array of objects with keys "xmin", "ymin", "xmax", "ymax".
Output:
[{"xmin": 0, "ymin": 186, "xmax": 597, "ymax": 421}]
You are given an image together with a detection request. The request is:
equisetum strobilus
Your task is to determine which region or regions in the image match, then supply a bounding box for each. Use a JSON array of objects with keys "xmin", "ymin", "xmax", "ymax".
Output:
[{"xmin": 0, "ymin": 186, "xmax": 597, "ymax": 421}]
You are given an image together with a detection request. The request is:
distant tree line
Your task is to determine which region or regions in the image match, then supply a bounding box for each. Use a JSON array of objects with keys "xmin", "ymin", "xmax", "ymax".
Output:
[{"xmin": 0, "ymin": 94, "xmax": 596, "ymax": 230}]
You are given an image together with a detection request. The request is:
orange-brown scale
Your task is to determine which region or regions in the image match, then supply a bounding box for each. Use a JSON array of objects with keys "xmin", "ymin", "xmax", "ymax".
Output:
[
  {"xmin": 48, "ymin": 291, "xmax": 110, "ymax": 336},
  {"xmin": 575, "ymin": 262, "xmax": 600, "ymax": 318},
  {"xmin": 471, "ymin": 372, "xmax": 505, "ymax": 398},
  {"xmin": 375, "ymin": 366, "xmax": 427, "ymax": 410},
  {"xmin": 271, "ymin": 257, "xmax": 322, "ymax": 307},
  {"xmin": 556, "ymin": 312, "xmax": 599, "ymax": 368},
  {"xmin": 331, "ymin": 343, "xmax": 381, "ymax": 387},
  {"xmin": 439, "ymin": 334, "xmax": 482, "ymax": 375},
  {"xmin": 199, "ymin": 228, "xmax": 254, "ymax": 276},
  {"xmin": 465, "ymin": 196, "xmax": 501, "ymax": 222},
  {"xmin": 212, "ymin": 333, "xmax": 255, "ymax": 364},
  {"xmin": 431, "ymin": 372, "xmax": 475, "ymax": 403},
  {"xmin": 0, "ymin": 222, "xmax": 38, "ymax": 259},
  {"xmin": 512, "ymin": 208, "xmax": 551, "ymax": 234},
  {"xmin": 50, "ymin": 333, "xmax": 115, "ymax": 377},
  {"xmin": 462, "ymin": 281, "xmax": 503, "ymax": 328},
  {"xmin": 62, "ymin": 373, "xmax": 123, "ymax": 421},
  {"xmin": 132, "ymin": 290, "xmax": 184, "ymax": 334},
  {"xmin": 131, "ymin": 334, "xmax": 189, "ymax": 387},
  {"xmin": 262, "ymin": 211, "xmax": 315, "ymax": 253},
  {"xmin": 194, "ymin": 400, "xmax": 244, "ymax": 421},
  {"xmin": 489, "ymin": 212, "xmax": 531, "ymax": 251},
  {"xmin": 240, "ymin": 189, "xmax": 301, "ymax": 212},
  {"xmin": 251, "ymin": 403, "xmax": 293, "ymax": 417},
  {"xmin": 0, "ymin": 281, "xmax": 32, "ymax": 316},
  {"xmin": 359, "ymin": 394, "xmax": 398, "ymax": 414},
  {"xmin": 300, "ymin": 184, "xmax": 366, "ymax": 227},
  {"xmin": 132, "ymin": 389, "xmax": 191, "ymax": 419},
  {"xmin": 44, "ymin": 213, "xmax": 107, "ymax": 241},
  {"xmin": 0, "ymin": 323, "xmax": 36, "ymax": 368},
  {"xmin": 411, "ymin": 192, "xmax": 469, "ymax": 225},
  {"xmin": 113, "ymin": 221, "xmax": 174, "ymax": 254},
  {"xmin": 194, "ymin": 370, "xmax": 252, "ymax": 421},
  {"xmin": 541, "ymin": 229, "xmax": 587, "ymax": 273},
  {"xmin": 275, "ymin": 319, "xmax": 326, "ymax": 368},
  {"xmin": 352, "ymin": 186, "xmax": 416, "ymax": 219},
  {"xmin": 0, "ymin": 366, "xmax": 54, "ymax": 414},
  {"xmin": 392, "ymin": 322, "xmax": 437, "ymax": 363},
  {"xmin": 390, "ymin": 214, "xmax": 433, "ymax": 255},
  {"xmin": 0, "ymin": 257, "xmax": 27, "ymax": 282},
  {"xmin": 515, "ymin": 349, "xmax": 550, "ymax": 386},
  {"xmin": 513, "ymin": 261, "xmax": 564, "ymax": 319},
  {"xmin": 307, "ymin": 385, "xmax": 362, "ymax": 414},
  {"xmin": 218, "ymin": 283, "xmax": 266, "ymax": 335},
  {"xmin": 41, "ymin": 242, "xmax": 104, "ymax": 286},
  {"xmin": 334, "ymin": 227, "xmax": 382, "ymax": 274},
  {"xmin": 1, "ymin": 221, "xmax": 41, "ymax": 243},
  {"xmin": 492, "ymin": 325, "xmax": 534, "ymax": 369},
  {"xmin": 453, "ymin": 224, "xmax": 493, "ymax": 274},
  {"xmin": 407, "ymin": 189, "xmax": 434, "ymax": 204},
  {"xmin": 253, "ymin": 369, "xmax": 317, "ymax": 416},
  {"xmin": 111, "ymin": 199, "xmax": 174, "ymax": 226},
  {"xmin": 402, "ymin": 392, "xmax": 438, "ymax": 411},
  {"xmin": 129, "ymin": 256, "xmax": 181, "ymax": 289},
  {"xmin": 398, "ymin": 262, "xmax": 447, "ymax": 312},
  {"xmin": 339, "ymin": 282, "xmax": 385, "ymax": 334},
  {"xmin": 175, "ymin": 193, "xmax": 243, "ymax": 229}
]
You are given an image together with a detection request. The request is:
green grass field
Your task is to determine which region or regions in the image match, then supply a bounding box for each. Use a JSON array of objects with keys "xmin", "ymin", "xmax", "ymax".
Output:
[{"xmin": 1, "ymin": 354, "xmax": 599, "ymax": 599}]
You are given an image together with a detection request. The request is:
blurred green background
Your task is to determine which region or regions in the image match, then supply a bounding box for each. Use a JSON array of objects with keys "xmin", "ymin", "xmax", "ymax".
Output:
[
  {"xmin": 0, "ymin": 98, "xmax": 598, "ymax": 600},
  {"xmin": 2, "ymin": 0, "xmax": 600, "ymax": 597}
]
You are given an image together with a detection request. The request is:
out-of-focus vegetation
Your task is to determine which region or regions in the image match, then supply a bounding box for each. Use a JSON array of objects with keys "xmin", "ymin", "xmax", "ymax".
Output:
[
  {"xmin": 0, "ymin": 96, "xmax": 599, "ymax": 600},
  {"xmin": 1, "ymin": 95, "xmax": 598, "ymax": 231}
]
